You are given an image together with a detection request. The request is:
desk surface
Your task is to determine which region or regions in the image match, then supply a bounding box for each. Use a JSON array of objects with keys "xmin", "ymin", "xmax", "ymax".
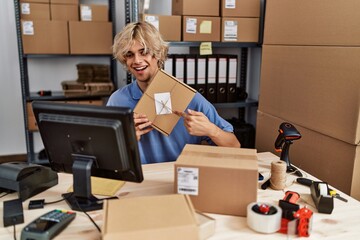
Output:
[{"xmin": 1, "ymin": 152, "xmax": 360, "ymax": 239}]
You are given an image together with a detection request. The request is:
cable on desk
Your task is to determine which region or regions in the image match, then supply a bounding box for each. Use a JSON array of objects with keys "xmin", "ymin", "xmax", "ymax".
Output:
[
  {"xmin": 13, "ymin": 225, "xmax": 17, "ymax": 240},
  {"xmin": 0, "ymin": 190, "xmax": 12, "ymax": 198}
]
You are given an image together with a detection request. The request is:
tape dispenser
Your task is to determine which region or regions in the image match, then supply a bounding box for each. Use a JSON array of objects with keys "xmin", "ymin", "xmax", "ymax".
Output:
[{"xmin": 310, "ymin": 181, "xmax": 334, "ymax": 214}]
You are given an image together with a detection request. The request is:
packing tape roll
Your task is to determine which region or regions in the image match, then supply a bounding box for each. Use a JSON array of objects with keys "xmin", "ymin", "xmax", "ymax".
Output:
[
  {"xmin": 318, "ymin": 182, "xmax": 328, "ymax": 196},
  {"xmin": 247, "ymin": 202, "xmax": 282, "ymax": 234}
]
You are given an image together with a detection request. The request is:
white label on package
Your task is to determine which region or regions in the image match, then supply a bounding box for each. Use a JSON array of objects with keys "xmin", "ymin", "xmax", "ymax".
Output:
[
  {"xmin": 225, "ymin": 0, "xmax": 236, "ymax": 9},
  {"xmin": 145, "ymin": 15, "xmax": 159, "ymax": 30},
  {"xmin": 22, "ymin": 21, "xmax": 34, "ymax": 35},
  {"xmin": 154, "ymin": 92, "xmax": 172, "ymax": 115},
  {"xmin": 21, "ymin": 3, "xmax": 30, "ymax": 15},
  {"xmin": 186, "ymin": 18, "xmax": 197, "ymax": 34},
  {"xmin": 224, "ymin": 20, "xmax": 238, "ymax": 41},
  {"xmin": 177, "ymin": 167, "xmax": 199, "ymax": 195},
  {"xmin": 81, "ymin": 5, "xmax": 92, "ymax": 21}
]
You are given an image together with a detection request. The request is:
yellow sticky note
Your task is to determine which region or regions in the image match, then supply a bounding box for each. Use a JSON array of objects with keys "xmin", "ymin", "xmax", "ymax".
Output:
[
  {"xmin": 68, "ymin": 176, "xmax": 125, "ymax": 196},
  {"xmin": 200, "ymin": 42, "xmax": 213, "ymax": 55},
  {"xmin": 200, "ymin": 21, "xmax": 212, "ymax": 34}
]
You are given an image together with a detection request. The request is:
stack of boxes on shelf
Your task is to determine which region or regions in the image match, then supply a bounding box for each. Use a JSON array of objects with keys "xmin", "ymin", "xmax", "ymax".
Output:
[
  {"xmin": 142, "ymin": 0, "xmax": 260, "ymax": 42},
  {"xmin": 19, "ymin": 0, "xmax": 112, "ymax": 54},
  {"xmin": 61, "ymin": 64, "xmax": 114, "ymax": 97},
  {"xmin": 256, "ymin": 0, "xmax": 360, "ymax": 199}
]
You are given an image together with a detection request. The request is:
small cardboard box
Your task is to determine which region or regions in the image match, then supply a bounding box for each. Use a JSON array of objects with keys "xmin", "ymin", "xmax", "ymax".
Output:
[
  {"xmin": 256, "ymin": 110, "xmax": 360, "ymax": 201},
  {"xmin": 221, "ymin": 17, "xmax": 259, "ymax": 42},
  {"xmin": 221, "ymin": 0, "xmax": 261, "ymax": 17},
  {"xmin": 134, "ymin": 69, "xmax": 196, "ymax": 136},
  {"xmin": 174, "ymin": 144, "xmax": 258, "ymax": 216},
  {"xmin": 21, "ymin": 20, "xmax": 69, "ymax": 54},
  {"xmin": 20, "ymin": 3, "xmax": 50, "ymax": 20},
  {"xmin": 263, "ymin": 0, "xmax": 360, "ymax": 46},
  {"xmin": 182, "ymin": 16, "xmax": 221, "ymax": 42},
  {"xmin": 172, "ymin": 0, "xmax": 219, "ymax": 17},
  {"xmin": 102, "ymin": 194, "xmax": 199, "ymax": 240},
  {"xmin": 143, "ymin": 14, "xmax": 181, "ymax": 41},
  {"xmin": 80, "ymin": 4, "xmax": 109, "ymax": 22},
  {"xmin": 69, "ymin": 21, "xmax": 113, "ymax": 54},
  {"xmin": 50, "ymin": 4, "xmax": 79, "ymax": 21}
]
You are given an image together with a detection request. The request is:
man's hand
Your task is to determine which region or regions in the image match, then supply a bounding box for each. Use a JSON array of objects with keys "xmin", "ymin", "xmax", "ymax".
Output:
[
  {"xmin": 133, "ymin": 113, "xmax": 153, "ymax": 141},
  {"xmin": 181, "ymin": 109, "xmax": 218, "ymax": 137}
]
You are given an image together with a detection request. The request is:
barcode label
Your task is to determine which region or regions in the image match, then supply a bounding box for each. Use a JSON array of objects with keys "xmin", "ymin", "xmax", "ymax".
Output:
[{"xmin": 177, "ymin": 167, "xmax": 199, "ymax": 195}]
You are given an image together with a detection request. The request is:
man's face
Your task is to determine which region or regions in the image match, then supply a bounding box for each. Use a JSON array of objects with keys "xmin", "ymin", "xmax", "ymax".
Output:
[{"xmin": 125, "ymin": 40, "xmax": 158, "ymax": 84}]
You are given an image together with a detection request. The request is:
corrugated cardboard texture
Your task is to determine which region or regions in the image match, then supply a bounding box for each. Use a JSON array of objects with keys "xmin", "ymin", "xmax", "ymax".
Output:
[
  {"xmin": 21, "ymin": 20, "xmax": 69, "ymax": 54},
  {"xmin": 50, "ymin": 4, "xmax": 78, "ymax": 21},
  {"xmin": 80, "ymin": 4, "xmax": 109, "ymax": 22},
  {"xmin": 20, "ymin": 0, "xmax": 49, "ymax": 3},
  {"xmin": 221, "ymin": 17, "xmax": 259, "ymax": 42},
  {"xmin": 221, "ymin": 0, "xmax": 260, "ymax": 17},
  {"xmin": 172, "ymin": 0, "xmax": 219, "ymax": 16},
  {"xmin": 256, "ymin": 110, "xmax": 360, "ymax": 200},
  {"xmin": 50, "ymin": 0, "xmax": 78, "ymax": 4},
  {"xmin": 102, "ymin": 194, "xmax": 199, "ymax": 240},
  {"xmin": 175, "ymin": 144, "xmax": 258, "ymax": 216},
  {"xmin": 20, "ymin": 3, "xmax": 50, "ymax": 20},
  {"xmin": 134, "ymin": 69, "xmax": 196, "ymax": 136},
  {"xmin": 143, "ymin": 14, "xmax": 181, "ymax": 41},
  {"xmin": 182, "ymin": 16, "xmax": 221, "ymax": 42},
  {"xmin": 259, "ymin": 45, "xmax": 360, "ymax": 145},
  {"xmin": 69, "ymin": 21, "xmax": 113, "ymax": 54},
  {"xmin": 264, "ymin": 0, "xmax": 360, "ymax": 46}
]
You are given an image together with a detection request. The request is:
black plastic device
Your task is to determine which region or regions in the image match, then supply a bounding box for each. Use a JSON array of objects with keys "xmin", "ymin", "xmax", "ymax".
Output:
[
  {"xmin": 21, "ymin": 209, "xmax": 76, "ymax": 240},
  {"xmin": 32, "ymin": 101, "xmax": 143, "ymax": 212},
  {"xmin": 3, "ymin": 198, "xmax": 24, "ymax": 227}
]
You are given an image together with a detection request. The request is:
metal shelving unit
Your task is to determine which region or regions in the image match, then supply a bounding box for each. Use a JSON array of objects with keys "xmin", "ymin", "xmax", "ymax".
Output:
[{"xmin": 14, "ymin": 0, "xmax": 118, "ymax": 163}]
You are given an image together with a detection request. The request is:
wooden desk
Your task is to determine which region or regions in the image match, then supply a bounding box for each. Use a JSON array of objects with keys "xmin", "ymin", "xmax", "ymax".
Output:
[{"xmin": 1, "ymin": 152, "xmax": 360, "ymax": 239}]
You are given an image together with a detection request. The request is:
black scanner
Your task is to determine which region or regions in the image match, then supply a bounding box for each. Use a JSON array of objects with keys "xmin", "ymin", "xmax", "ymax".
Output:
[{"xmin": 0, "ymin": 162, "xmax": 58, "ymax": 201}]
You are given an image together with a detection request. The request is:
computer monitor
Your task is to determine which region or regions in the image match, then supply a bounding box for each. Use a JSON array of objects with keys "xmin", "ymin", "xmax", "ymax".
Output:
[{"xmin": 32, "ymin": 101, "xmax": 143, "ymax": 211}]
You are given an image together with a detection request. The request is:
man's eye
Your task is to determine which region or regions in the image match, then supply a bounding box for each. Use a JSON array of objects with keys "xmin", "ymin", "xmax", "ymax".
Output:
[
  {"xmin": 140, "ymin": 50, "xmax": 148, "ymax": 56},
  {"xmin": 125, "ymin": 53, "xmax": 133, "ymax": 58}
]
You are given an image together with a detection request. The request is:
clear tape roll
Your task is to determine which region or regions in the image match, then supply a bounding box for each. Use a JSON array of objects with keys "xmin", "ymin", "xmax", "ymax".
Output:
[
  {"xmin": 318, "ymin": 182, "xmax": 328, "ymax": 196},
  {"xmin": 247, "ymin": 202, "xmax": 282, "ymax": 234}
]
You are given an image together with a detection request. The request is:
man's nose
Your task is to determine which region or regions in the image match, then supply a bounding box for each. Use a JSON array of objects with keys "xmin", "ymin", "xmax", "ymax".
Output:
[{"xmin": 134, "ymin": 53, "xmax": 143, "ymax": 63}]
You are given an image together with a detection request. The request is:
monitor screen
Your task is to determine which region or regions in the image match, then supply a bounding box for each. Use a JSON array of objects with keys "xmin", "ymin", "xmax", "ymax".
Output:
[{"xmin": 32, "ymin": 101, "xmax": 143, "ymax": 211}]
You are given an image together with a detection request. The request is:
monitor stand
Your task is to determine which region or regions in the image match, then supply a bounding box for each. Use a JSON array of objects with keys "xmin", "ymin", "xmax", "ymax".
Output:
[{"xmin": 63, "ymin": 154, "xmax": 102, "ymax": 212}]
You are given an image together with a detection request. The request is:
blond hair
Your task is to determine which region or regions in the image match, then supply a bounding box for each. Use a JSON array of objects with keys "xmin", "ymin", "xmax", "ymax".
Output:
[{"xmin": 112, "ymin": 22, "xmax": 169, "ymax": 68}]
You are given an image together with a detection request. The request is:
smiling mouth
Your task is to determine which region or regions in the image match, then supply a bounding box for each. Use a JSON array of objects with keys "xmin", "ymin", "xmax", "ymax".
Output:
[{"xmin": 134, "ymin": 66, "xmax": 148, "ymax": 71}]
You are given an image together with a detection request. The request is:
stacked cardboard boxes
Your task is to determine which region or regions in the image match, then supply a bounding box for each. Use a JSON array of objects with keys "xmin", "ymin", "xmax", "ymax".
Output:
[
  {"xmin": 19, "ymin": 0, "xmax": 112, "ymax": 54},
  {"xmin": 256, "ymin": 0, "xmax": 360, "ymax": 199}
]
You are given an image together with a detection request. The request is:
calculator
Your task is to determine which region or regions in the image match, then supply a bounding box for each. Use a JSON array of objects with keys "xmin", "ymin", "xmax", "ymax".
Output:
[{"xmin": 21, "ymin": 209, "xmax": 76, "ymax": 240}]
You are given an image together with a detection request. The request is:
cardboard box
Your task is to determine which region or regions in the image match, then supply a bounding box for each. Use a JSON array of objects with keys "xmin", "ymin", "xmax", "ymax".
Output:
[
  {"xmin": 50, "ymin": 4, "xmax": 79, "ymax": 21},
  {"xmin": 174, "ymin": 144, "xmax": 258, "ymax": 216},
  {"xmin": 102, "ymin": 194, "xmax": 199, "ymax": 240},
  {"xmin": 221, "ymin": 0, "xmax": 260, "ymax": 17},
  {"xmin": 69, "ymin": 21, "xmax": 113, "ymax": 54},
  {"xmin": 50, "ymin": 0, "xmax": 78, "ymax": 4},
  {"xmin": 80, "ymin": 4, "xmax": 109, "ymax": 22},
  {"xmin": 256, "ymin": 110, "xmax": 360, "ymax": 200},
  {"xmin": 259, "ymin": 45, "xmax": 360, "ymax": 145},
  {"xmin": 143, "ymin": 14, "xmax": 181, "ymax": 41},
  {"xmin": 134, "ymin": 69, "xmax": 196, "ymax": 136},
  {"xmin": 21, "ymin": 20, "xmax": 69, "ymax": 54},
  {"xmin": 263, "ymin": 0, "xmax": 360, "ymax": 46},
  {"xmin": 20, "ymin": 3, "xmax": 50, "ymax": 20},
  {"xmin": 221, "ymin": 17, "xmax": 259, "ymax": 42},
  {"xmin": 182, "ymin": 16, "xmax": 221, "ymax": 42},
  {"xmin": 172, "ymin": 0, "xmax": 219, "ymax": 17}
]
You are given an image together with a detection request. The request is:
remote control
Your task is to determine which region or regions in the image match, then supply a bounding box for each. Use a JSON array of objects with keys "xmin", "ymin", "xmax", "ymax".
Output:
[{"xmin": 21, "ymin": 209, "xmax": 76, "ymax": 240}]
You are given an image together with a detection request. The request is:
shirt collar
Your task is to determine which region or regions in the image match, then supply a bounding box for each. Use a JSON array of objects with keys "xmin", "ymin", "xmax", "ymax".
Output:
[{"xmin": 130, "ymin": 80, "xmax": 143, "ymax": 100}]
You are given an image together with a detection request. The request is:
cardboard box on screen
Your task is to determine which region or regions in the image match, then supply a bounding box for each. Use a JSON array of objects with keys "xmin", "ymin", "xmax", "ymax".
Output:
[
  {"xmin": 134, "ymin": 69, "xmax": 196, "ymax": 136},
  {"xmin": 174, "ymin": 144, "xmax": 258, "ymax": 216},
  {"xmin": 102, "ymin": 194, "xmax": 214, "ymax": 240}
]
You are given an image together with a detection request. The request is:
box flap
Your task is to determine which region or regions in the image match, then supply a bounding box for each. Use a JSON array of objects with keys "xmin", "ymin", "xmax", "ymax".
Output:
[{"xmin": 176, "ymin": 144, "xmax": 258, "ymax": 170}]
